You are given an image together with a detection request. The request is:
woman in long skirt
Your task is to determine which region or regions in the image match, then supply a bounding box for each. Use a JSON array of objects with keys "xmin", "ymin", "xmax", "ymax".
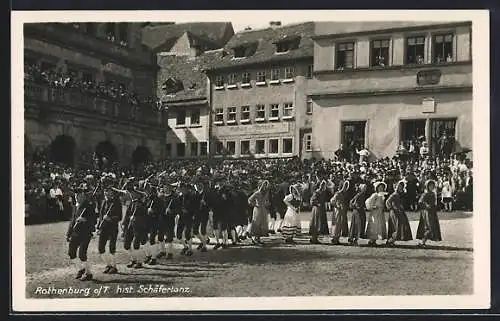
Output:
[
  {"xmin": 416, "ymin": 180, "xmax": 442, "ymax": 246},
  {"xmin": 348, "ymin": 183, "xmax": 368, "ymax": 245},
  {"xmin": 248, "ymin": 180, "xmax": 270, "ymax": 245},
  {"xmin": 282, "ymin": 184, "xmax": 302, "ymax": 244},
  {"xmin": 386, "ymin": 180, "xmax": 413, "ymax": 245},
  {"xmin": 309, "ymin": 180, "xmax": 330, "ymax": 244},
  {"xmin": 330, "ymin": 180, "xmax": 350, "ymax": 245},
  {"xmin": 365, "ymin": 181, "xmax": 388, "ymax": 246}
]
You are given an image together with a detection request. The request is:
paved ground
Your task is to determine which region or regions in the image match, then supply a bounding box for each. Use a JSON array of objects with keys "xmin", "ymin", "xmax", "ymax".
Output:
[{"xmin": 25, "ymin": 211, "xmax": 473, "ymax": 298}]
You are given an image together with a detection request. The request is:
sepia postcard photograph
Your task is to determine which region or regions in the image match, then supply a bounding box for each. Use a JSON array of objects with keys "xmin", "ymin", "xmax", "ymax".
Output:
[{"xmin": 11, "ymin": 9, "xmax": 490, "ymax": 312}]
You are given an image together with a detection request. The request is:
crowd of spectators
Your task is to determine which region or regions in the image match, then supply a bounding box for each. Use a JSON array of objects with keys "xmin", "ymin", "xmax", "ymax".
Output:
[
  {"xmin": 24, "ymin": 144, "xmax": 474, "ymax": 224},
  {"xmin": 24, "ymin": 62, "xmax": 161, "ymax": 109}
]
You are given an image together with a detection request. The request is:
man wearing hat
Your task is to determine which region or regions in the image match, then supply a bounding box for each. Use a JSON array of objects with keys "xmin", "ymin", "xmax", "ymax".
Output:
[
  {"xmin": 192, "ymin": 179, "xmax": 210, "ymax": 252},
  {"xmin": 156, "ymin": 183, "xmax": 180, "ymax": 260},
  {"xmin": 116, "ymin": 180, "xmax": 149, "ymax": 268},
  {"xmin": 97, "ymin": 186, "xmax": 122, "ymax": 274},
  {"xmin": 66, "ymin": 183, "xmax": 98, "ymax": 281}
]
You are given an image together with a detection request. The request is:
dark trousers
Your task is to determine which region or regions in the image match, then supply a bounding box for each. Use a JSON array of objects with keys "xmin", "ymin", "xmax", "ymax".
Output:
[
  {"xmin": 98, "ymin": 223, "xmax": 118, "ymax": 254},
  {"xmin": 193, "ymin": 210, "xmax": 209, "ymax": 235},
  {"xmin": 176, "ymin": 213, "xmax": 194, "ymax": 240},
  {"xmin": 146, "ymin": 216, "xmax": 159, "ymax": 245},
  {"xmin": 68, "ymin": 233, "xmax": 92, "ymax": 261},
  {"xmin": 124, "ymin": 218, "xmax": 147, "ymax": 250},
  {"xmin": 157, "ymin": 215, "xmax": 175, "ymax": 243}
]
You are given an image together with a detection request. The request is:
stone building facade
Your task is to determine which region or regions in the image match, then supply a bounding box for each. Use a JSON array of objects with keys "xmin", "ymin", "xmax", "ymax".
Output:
[
  {"xmin": 308, "ymin": 21, "xmax": 472, "ymax": 159},
  {"xmin": 24, "ymin": 22, "xmax": 165, "ymax": 165},
  {"xmin": 205, "ymin": 22, "xmax": 315, "ymax": 159},
  {"xmin": 141, "ymin": 22, "xmax": 234, "ymax": 158}
]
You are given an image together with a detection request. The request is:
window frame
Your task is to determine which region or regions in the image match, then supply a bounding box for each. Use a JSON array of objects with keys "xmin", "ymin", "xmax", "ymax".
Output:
[
  {"xmin": 341, "ymin": 120, "xmax": 367, "ymax": 150},
  {"xmin": 190, "ymin": 108, "xmax": 201, "ymax": 125},
  {"xmin": 268, "ymin": 139, "xmax": 279, "ymax": 154},
  {"xmin": 256, "ymin": 104, "xmax": 266, "ymax": 122},
  {"xmin": 307, "ymin": 64, "xmax": 314, "ymax": 79},
  {"xmin": 370, "ymin": 38, "xmax": 391, "ymax": 67},
  {"xmin": 405, "ymin": 35, "xmax": 426, "ymax": 65},
  {"xmin": 270, "ymin": 67, "xmax": 280, "ymax": 83},
  {"xmin": 241, "ymin": 72, "xmax": 251, "ymax": 84},
  {"xmin": 283, "ymin": 102, "xmax": 294, "ymax": 119},
  {"xmin": 269, "ymin": 103, "xmax": 280, "ymax": 121},
  {"xmin": 227, "ymin": 107, "xmax": 237, "ymax": 124},
  {"xmin": 240, "ymin": 140, "xmax": 250, "ymax": 155},
  {"xmin": 227, "ymin": 73, "xmax": 238, "ymax": 88},
  {"xmin": 304, "ymin": 134, "xmax": 312, "ymax": 152},
  {"xmin": 176, "ymin": 109, "xmax": 187, "ymax": 126},
  {"xmin": 335, "ymin": 41, "xmax": 355, "ymax": 70},
  {"xmin": 432, "ymin": 33, "xmax": 454, "ymax": 64},
  {"xmin": 240, "ymin": 106, "xmax": 251, "ymax": 123},
  {"xmin": 283, "ymin": 66, "xmax": 295, "ymax": 81},
  {"xmin": 226, "ymin": 141, "xmax": 236, "ymax": 155},
  {"xmin": 215, "ymin": 75, "xmax": 225, "ymax": 89},
  {"xmin": 200, "ymin": 142, "xmax": 208, "ymax": 156},
  {"xmin": 306, "ymin": 100, "xmax": 313, "ymax": 115},
  {"xmin": 283, "ymin": 138, "xmax": 293, "ymax": 154},
  {"xmin": 255, "ymin": 139, "xmax": 266, "ymax": 155},
  {"xmin": 214, "ymin": 108, "xmax": 224, "ymax": 124},
  {"xmin": 256, "ymin": 71, "xmax": 267, "ymax": 84}
]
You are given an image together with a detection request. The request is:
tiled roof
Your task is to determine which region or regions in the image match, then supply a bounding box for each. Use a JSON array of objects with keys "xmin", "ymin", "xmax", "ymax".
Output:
[
  {"xmin": 204, "ymin": 22, "xmax": 315, "ymax": 71},
  {"xmin": 157, "ymin": 50, "xmax": 224, "ymax": 103},
  {"xmin": 141, "ymin": 22, "xmax": 234, "ymax": 52}
]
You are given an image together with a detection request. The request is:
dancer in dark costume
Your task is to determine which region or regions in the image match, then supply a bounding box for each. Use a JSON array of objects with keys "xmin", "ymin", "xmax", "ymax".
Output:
[
  {"xmin": 386, "ymin": 180, "xmax": 413, "ymax": 245},
  {"xmin": 416, "ymin": 180, "xmax": 442, "ymax": 247}
]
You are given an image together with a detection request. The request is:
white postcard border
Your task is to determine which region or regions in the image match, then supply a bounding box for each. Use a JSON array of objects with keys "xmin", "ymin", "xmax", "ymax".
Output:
[{"xmin": 11, "ymin": 9, "xmax": 491, "ymax": 312}]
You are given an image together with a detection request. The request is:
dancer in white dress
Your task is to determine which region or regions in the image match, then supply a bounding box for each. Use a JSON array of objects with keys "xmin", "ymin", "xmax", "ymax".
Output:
[
  {"xmin": 248, "ymin": 180, "xmax": 270, "ymax": 245},
  {"xmin": 281, "ymin": 184, "xmax": 302, "ymax": 244},
  {"xmin": 365, "ymin": 181, "xmax": 388, "ymax": 246}
]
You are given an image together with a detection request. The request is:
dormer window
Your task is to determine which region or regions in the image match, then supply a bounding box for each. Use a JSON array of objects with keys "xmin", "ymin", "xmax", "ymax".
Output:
[
  {"xmin": 234, "ymin": 47, "xmax": 246, "ymax": 58},
  {"xmin": 276, "ymin": 42, "xmax": 290, "ymax": 53},
  {"xmin": 232, "ymin": 42, "xmax": 258, "ymax": 59},
  {"xmin": 274, "ymin": 36, "xmax": 300, "ymax": 54}
]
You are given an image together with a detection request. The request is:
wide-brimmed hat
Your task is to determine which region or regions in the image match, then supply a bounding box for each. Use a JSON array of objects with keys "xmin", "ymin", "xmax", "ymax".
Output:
[
  {"xmin": 373, "ymin": 181, "xmax": 387, "ymax": 191},
  {"xmin": 425, "ymin": 179, "xmax": 437, "ymax": 190},
  {"xmin": 394, "ymin": 179, "xmax": 407, "ymax": 190}
]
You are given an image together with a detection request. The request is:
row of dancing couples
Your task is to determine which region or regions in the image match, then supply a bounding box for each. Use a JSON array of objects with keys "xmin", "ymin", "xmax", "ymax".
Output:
[
  {"xmin": 308, "ymin": 179, "xmax": 442, "ymax": 247},
  {"xmin": 65, "ymin": 178, "xmax": 302, "ymax": 281}
]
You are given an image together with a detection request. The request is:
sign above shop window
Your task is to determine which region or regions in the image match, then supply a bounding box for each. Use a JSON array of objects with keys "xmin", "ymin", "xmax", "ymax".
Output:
[
  {"xmin": 422, "ymin": 97, "xmax": 436, "ymax": 113},
  {"xmin": 417, "ymin": 69, "xmax": 442, "ymax": 86}
]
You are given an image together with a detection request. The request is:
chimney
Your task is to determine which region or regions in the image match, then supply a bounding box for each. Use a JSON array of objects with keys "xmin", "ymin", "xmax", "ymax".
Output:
[{"xmin": 269, "ymin": 21, "xmax": 282, "ymax": 28}]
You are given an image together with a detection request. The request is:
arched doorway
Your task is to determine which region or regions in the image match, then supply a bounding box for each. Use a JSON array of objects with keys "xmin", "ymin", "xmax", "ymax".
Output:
[
  {"xmin": 49, "ymin": 135, "xmax": 76, "ymax": 166},
  {"xmin": 95, "ymin": 141, "xmax": 118, "ymax": 169},
  {"xmin": 132, "ymin": 146, "xmax": 152, "ymax": 166}
]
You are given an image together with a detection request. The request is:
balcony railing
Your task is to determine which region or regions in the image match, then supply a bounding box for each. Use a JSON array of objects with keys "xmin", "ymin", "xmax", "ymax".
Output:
[{"xmin": 24, "ymin": 82, "xmax": 162, "ymax": 127}]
